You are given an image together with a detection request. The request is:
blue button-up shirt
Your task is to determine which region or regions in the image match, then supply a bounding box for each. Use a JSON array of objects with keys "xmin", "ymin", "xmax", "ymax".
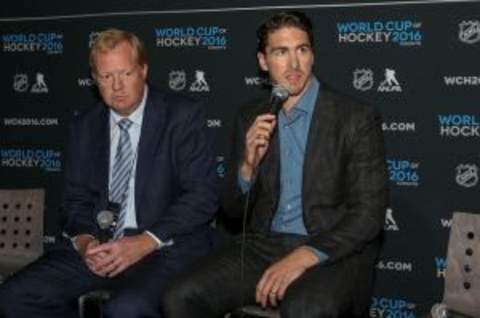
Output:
[
  {"xmin": 271, "ymin": 77, "xmax": 318, "ymax": 235},
  {"xmin": 239, "ymin": 76, "xmax": 328, "ymax": 262}
]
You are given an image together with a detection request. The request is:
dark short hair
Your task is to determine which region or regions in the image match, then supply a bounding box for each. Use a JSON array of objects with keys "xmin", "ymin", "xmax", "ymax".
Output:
[{"xmin": 256, "ymin": 11, "xmax": 314, "ymax": 53}]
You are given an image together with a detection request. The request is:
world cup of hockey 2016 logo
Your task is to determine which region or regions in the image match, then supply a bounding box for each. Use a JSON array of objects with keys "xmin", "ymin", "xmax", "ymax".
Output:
[
  {"xmin": 353, "ymin": 69, "xmax": 374, "ymax": 91},
  {"xmin": 169, "ymin": 70, "xmax": 186, "ymax": 91},
  {"xmin": 459, "ymin": 20, "xmax": 480, "ymax": 44},
  {"xmin": 455, "ymin": 164, "xmax": 479, "ymax": 188}
]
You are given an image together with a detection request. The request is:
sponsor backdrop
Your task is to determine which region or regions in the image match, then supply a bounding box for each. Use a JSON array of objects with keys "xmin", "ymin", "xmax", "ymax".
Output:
[{"xmin": 1, "ymin": 1, "xmax": 480, "ymax": 316}]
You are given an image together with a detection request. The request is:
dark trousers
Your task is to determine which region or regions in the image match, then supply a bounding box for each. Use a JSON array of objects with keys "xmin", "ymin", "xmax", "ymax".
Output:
[
  {"xmin": 163, "ymin": 233, "xmax": 377, "ymax": 318},
  {"xmin": 0, "ymin": 237, "xmax": 209, "ymax": 318}
]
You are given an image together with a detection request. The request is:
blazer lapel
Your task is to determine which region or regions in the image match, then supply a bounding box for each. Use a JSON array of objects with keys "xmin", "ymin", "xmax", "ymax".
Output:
[
  {"xmin": 92, "ymin": 106, "xmax": 110, "ymax": 207},
  {"xmin": 135, "ymin": 92, "xmax": 166, "ymax": 217},
  {"xmin": 255, "ymin": 101, "xmax": 280, "ymax": 210},
  {"xmin": 303, "ymin": 88, "xmax": 334, "ymax": 195}
]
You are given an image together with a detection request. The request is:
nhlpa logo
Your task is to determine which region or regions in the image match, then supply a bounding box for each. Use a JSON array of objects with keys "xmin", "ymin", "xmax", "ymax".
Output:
[
  {"xmin": 13, "ymin": 73, "xmax": 29, "ymax": 93},
  {"xmin": 377, "ymin": 68, "xmax": 402, "ymax": 92},
  {"xmin": 353, "ymin": 69, "xmax": 374, "ymax": 91},
  {"xmin": 459, "ymin": 20, "xmax": 480, "ymax": 44},
  {"xmin": 169, "ymin": 70, "xmax": 186, "ymax": 91},
  {"xmin": 30, "ymin": 73, "xmax": 48, "ymax": 93},
  {"xmin": 455, "ymin": 164, "xmax": 479, "ymax": 188},
  {"xmin": 385, "ymin": 208, "xmax": 399, "ymax": 231},
  {"xmin": 190, "ymin": 70, "xmax": 209, "ymax": 92}
]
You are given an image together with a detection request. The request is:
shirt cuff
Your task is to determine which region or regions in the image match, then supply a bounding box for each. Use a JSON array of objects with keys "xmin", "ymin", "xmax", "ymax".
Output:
[
  {"xmin": 238, "ymin": 170, "xmax": 252, "ymax": 194},
  {"xmin": 302, "ymin": 245, "xmax": 329, "ymax": 263},
  {"xmin": 145, "ymin": 231, "xmax": 174, "ymax": 250},
  {"xmin": 69, "ymin": 234, "xmax": 95, "ymax": 251}
]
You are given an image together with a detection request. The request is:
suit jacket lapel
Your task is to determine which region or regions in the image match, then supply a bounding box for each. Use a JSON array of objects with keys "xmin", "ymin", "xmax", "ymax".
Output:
[
  {"xmin": 135, "ymin": 91, "xmax": 166, "ymax": 219},
  {"xmin": 303, "ymin": 88, "xmax": 334, "ymax": 195},
  {"xmin": 92, "ymin": 106, "xmax": 110, "ymax": 207},
  {"xmin": 253, "ymin": 101, "xmax": 279, "ymax": 210},
  {"xmin": 260, "ymin": 128, "xmax": 280, "ymax": 207}
]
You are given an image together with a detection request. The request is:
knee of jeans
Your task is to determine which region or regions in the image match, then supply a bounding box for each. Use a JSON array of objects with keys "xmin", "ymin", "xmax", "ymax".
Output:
[{"xmin": 163, "ymin": 277, "xmax": 208, "ymax": 313}]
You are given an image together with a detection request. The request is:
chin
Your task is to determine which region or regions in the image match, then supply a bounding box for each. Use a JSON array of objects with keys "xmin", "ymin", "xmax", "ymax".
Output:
[{"xmin": 287, "ymin": 87, "xmax": 304, "ymax": 97}]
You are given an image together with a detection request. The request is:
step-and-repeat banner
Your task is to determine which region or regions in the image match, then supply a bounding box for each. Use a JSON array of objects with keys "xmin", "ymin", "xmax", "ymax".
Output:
[{"xmin": 1, "ymin": 1, "xmax": 480, "ymax": 316}]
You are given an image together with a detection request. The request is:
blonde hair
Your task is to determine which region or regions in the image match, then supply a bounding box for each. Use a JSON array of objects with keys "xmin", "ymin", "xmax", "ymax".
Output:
[{"xmin": 90, "ymin": 28, "xmax": 147, "ymax": 73}]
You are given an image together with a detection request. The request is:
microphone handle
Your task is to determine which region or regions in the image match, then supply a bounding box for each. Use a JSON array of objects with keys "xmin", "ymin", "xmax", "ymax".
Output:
[
  {"xmin": 97, "ymin": 230, "xmax": 110, "ymax": 244},
  {"xmin": 269, "ymin": 97, "xmax": 283, "ymax": 116}
]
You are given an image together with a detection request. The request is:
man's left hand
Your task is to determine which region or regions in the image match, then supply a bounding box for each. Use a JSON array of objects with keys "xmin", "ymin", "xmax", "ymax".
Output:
[
  {"xmin": 86, "ymin": 233, "xmax": 158, "ymax": 277},
  {"xmin": 256, "ymin": 247, "xmax": 319, "ymax": 308}
]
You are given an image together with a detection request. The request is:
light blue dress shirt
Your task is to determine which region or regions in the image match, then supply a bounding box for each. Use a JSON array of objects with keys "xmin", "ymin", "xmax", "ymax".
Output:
[{"xmin": 239, "ymin": 77, "xmax": 328, "ymax": 262}]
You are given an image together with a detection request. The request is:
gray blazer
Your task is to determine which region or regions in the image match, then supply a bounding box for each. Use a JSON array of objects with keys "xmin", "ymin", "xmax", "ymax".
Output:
[{"xmin": 223, "ymin": 83, "xmax": 389, "ymax": 264}]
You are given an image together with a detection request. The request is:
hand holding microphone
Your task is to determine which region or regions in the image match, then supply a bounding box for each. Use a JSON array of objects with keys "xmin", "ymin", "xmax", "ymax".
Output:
[{"xmin": 240, "ymin": 85, "xmax": 289, "ymax": 182}]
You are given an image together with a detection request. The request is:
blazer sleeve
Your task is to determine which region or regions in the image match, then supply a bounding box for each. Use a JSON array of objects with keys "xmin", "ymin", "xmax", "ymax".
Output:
[
  {"xmin": 305, "ymin": 107, "xmax": 389, "ymax": 262},
  {"xmin": 221, "ymin": 105, "xmax": 263, "ymax": 219}
]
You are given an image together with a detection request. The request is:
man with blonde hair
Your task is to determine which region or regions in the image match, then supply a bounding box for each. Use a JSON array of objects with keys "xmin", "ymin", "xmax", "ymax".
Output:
[{"xmin": 0, "ymin": 28, "xmax": 218, "ymax": 318}]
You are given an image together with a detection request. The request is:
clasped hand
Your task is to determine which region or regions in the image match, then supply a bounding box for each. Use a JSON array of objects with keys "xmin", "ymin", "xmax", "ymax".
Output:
[{"xmin": 78, "ymin": 233, "xmax": 157, "ymax": 278}]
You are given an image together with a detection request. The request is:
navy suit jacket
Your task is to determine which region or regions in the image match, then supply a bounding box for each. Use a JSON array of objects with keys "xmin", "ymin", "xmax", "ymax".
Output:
[{"xmin": 63, "ymin": 88, "xmax": 219, "ymax": 252}]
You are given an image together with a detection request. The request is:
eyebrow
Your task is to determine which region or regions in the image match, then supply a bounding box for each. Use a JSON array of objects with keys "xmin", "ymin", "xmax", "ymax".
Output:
[{"xmin": 269, "ymin": 43, "xmax": 311, "ymax": 52}]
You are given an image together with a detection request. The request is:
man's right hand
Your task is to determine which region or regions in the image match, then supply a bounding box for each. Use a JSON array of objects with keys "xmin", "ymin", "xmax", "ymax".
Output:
[
  {"xmin": 240, "ymin": 113, "xmax": 276, "ymax": 182},
  {"xmin": 73, "ymin": 234, "xmax": 106, "ymax": 275}
]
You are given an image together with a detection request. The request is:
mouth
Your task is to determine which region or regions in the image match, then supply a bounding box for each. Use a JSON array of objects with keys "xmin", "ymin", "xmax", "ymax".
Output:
[
  {"xmin": 113, "ymin": 95, "xmax": 128, "ymax": 101},
  {"xmin": 285, "ymin": 72, "xmax": 303, "ymax": 84}
]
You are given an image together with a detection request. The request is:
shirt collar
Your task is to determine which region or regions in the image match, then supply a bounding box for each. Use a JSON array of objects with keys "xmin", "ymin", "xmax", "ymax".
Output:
[
  {"xmin": 110, "ymin": 84, "xmax": 148, "ymax": 128},
  {"xmin": 289, "ymin": 76, "xmax": 319, "ymax": 115}
]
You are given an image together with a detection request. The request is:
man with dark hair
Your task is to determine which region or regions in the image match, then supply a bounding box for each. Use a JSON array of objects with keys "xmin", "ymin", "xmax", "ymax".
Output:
[
  {"xmin": 0, "ymin": 29, "xmax": 218, "ymax": 318},
  {"xmin": 163, "ymin": 11, "xmax": 388, "ymax": 318}
]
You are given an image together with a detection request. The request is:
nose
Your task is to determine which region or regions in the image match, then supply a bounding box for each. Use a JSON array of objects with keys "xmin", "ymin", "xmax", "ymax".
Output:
[
  {"xmin": 112, "ymin": 74, "xmax": 124, "ymax": 91},
  {"xmin": 289, "ymin": 51, "xmax": 299, "ymax": 69}
]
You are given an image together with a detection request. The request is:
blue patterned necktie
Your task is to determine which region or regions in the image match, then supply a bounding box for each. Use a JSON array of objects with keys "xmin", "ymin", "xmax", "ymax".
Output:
[{"xmin": 110, "ymin": 118, "xmax": 134, "ymax": 239}]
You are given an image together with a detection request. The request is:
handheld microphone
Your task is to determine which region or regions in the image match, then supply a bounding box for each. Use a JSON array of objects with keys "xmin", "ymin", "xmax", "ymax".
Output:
[
  {"xmin": 431, "ymin": 303, "xmax": 448, "ymax": 318},
  {"xmin": 96, "ymin": 210, "xmax": 116, "ymax": 243},
  {"xmin": 96, "ymin": 201, "xmax": 119, "ymax": 243},
  {"xmin": 238, "ymin": 85, "xmax": 289, "ymax": 314},
  {"xmin": 269, "ymin": 85, "xmax": 289, "ymax": 116},
  {"xmin": 430, "ymin": 303, "xmax": 469, "ymax": 318}
]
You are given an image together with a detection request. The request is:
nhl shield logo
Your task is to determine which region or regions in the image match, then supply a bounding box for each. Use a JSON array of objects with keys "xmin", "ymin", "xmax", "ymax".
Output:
[
  {"xmin": 353, "ymin": 69, "xmax": 374, "ymax": 91},
  {"xmin": 13, "ymin": 73, "xmax": 29, "ymax": 93},
  {"xmin": 455, "ymin": 164, "xmax": 479, "ymax": 188},
  {"xmin": 459, "ymin": 20, "xmax": 480, "ymax": 44},
  {"xmin": 169, "ymin": 70, "xmax": 186, "ymax": 91}
]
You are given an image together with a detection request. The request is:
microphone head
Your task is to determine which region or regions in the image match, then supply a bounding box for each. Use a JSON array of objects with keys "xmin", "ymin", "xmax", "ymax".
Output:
[
  {"xmin": 271, "ymin": 85, "xmax": 289, "ymax": 102},
  {"xmin": 430, "ymin": 303, "xmax": 448, "ymax": 318},
  {"xmin": 96, "ymin": 210, "xmax": 115, "ymax": 230},
  {"xmin": 270, "ymin": 85, "xmax": 289, "ymax": 116}
]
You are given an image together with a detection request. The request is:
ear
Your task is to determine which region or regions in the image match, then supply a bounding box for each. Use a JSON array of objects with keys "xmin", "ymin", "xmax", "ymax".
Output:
[
  {"xmin": 141, "ymin": 64, "xmax": 148, "ymax": 79},
  {"xmin": 257, "ymin": 52, "xmax": 268, "ymax": 72}
]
